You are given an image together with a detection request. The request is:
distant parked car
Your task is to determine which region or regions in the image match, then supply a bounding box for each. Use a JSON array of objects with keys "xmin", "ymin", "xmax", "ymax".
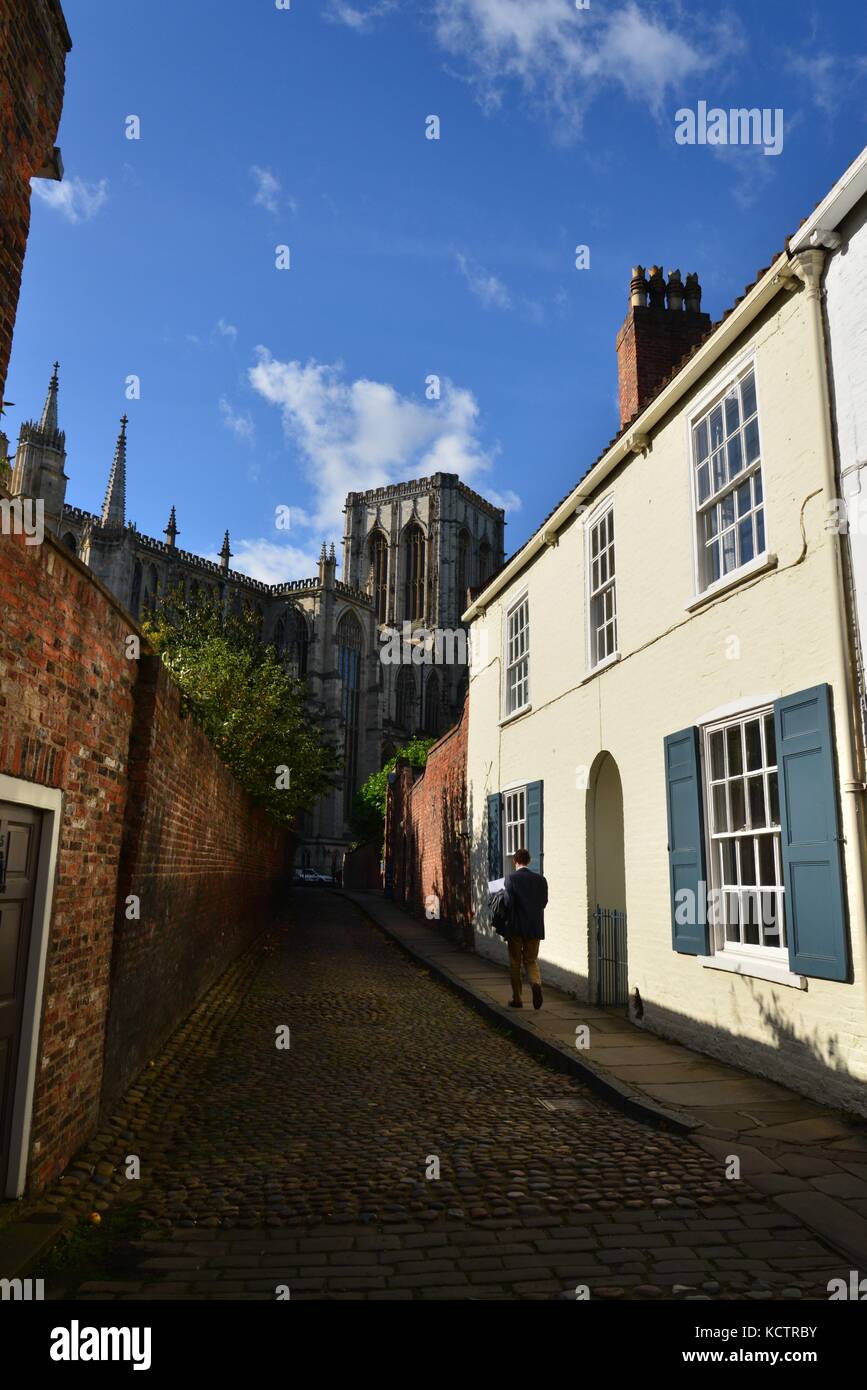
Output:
[{"xmin": 292, "ymin": 867, "xmax": 335, "ymax": 886}]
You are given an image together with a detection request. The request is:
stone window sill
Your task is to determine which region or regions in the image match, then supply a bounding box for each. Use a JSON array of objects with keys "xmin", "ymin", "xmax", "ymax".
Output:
[
  {"xmin": 580, "ymin": 651, "xmax": 622, "ymax": 685},
  {"xmin": 499, "ymin": 704, "xmax": 533, "ymax": 729},
  {"xmin": 685, "ymin": 553, "xmax": 778, "ymax": 613},
  {"xmin": 698, "ymin": 952, "xmax": 806, "ymax": 990}
]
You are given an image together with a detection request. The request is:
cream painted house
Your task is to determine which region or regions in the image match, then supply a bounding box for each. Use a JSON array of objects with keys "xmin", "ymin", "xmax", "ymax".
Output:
[{"xmin": 465, "ymin": 147, "xmax": 867, "ymax": 1118}]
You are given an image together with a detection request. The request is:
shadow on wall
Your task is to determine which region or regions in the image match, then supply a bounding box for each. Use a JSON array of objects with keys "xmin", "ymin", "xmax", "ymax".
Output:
[
  {"xmin": 468, "ymin": 777, "xmax": 597, "ymax": 998},
  {"xmin": 386, "ymin": 699, "xmax": 473, "ymax": 946},
  {"xmin": 435, "ymin": 773, "xmax": 472, "ymax": 946},
  {"xmin": 637, "ymin": 970, "xmax": 864, "ymax": 1118},
  {"xmin": 467, "ymin": 781, "xmax": 491, "ymax": 939},
  {"xmin": 469, "ymin": 776, "xmax": 862, "ymax": 1115}
]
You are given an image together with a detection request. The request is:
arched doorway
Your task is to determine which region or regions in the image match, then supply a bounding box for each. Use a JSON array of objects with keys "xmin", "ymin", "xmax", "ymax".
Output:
[{"xmin": 587, "ymin": 753, "xmax": 627, "ymax": 1006}]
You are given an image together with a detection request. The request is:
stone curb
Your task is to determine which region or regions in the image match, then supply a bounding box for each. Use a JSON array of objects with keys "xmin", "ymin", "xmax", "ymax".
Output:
[
  {"xmin": 0, "ymin": 1211, "xmax": 74, "ymax": 1280},
  {"xmin": 337, "ymin": 891, "xmax": 700, "ymax": 1137}
]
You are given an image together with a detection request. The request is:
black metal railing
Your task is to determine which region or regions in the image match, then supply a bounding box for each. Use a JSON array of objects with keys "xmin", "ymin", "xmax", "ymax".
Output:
[{"xmin": 593, "ymin": 905, "xmax": 628, "ymax": 1007}]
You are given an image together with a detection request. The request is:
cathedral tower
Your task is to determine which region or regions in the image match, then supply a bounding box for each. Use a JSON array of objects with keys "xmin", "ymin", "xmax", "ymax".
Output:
[
  {"xmin": 342, "ymin": 472, "xmax": 505, "ymax": 749},
  {"xmin": 11, "ymin": 362, "xmax": 68, "ymax": 533}
]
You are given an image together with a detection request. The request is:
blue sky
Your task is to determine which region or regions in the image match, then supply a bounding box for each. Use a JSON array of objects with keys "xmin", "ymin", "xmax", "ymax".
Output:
[{"xmin": 8, "ymin": 0, "xmax": 867, "ymax": 580}]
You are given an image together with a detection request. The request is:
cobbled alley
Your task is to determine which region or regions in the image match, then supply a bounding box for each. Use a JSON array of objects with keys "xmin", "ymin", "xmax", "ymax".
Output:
[{"xmin": 42, "ymin": 892, "xmax": 849, "ymax": 1301}]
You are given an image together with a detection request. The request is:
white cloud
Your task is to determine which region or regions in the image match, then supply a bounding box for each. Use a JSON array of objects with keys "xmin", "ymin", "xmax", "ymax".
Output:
[
  {"xmin": 711, "ymin": 141, "xmax": 779, "ymax": 211},
  {"xmin": 32, "ymin": 175, "xmax": 108, "ymax": 224},
  {"xmin": 274, "ymin": 505, "xmax": 314, "ymax": 529},
  {"xmin": 324, "ymin": 0, "xmax": 398, "ymax": 30},
  {"xmin": 248, "ymin": 349, "xmax": 516, "ymax": 536},
  {"xmin": 787, "ymin": 52, "xmax": 837, "ymax": 115},
  {"xmin": 454, "ymin": 251, "xmax": 554, "ymax": 322},
  {"xmin": 485, "ymin": 487, "xmax": 522, "ymax": 514},
  {"xmin": 250, "ymin": 165, "xmax": 297, "ymax": 215},
  {"xmin": 219, "ymin": 396, "xmax": 256, "ymax": 443},
  {"xmin": 432, "ymin": 0, "xmax": 740, "ymax": 139},
  {"xmin": 787, "ymin": 49, "xmax": 867, "ymax": 117},
  {"xmin": 215, "ymin": 318, "xmax": 238, "ymax": 341},
  {"xmin": 553, "ymin": 286, "xmax": 571, "ymax": 318},
  {"xmin": 210, "ymin": 538, "xmax": 321, "ymax": 584},
  {"xmin": 455, "ymin": 252, "xmax": 513, "ymax": 310}
]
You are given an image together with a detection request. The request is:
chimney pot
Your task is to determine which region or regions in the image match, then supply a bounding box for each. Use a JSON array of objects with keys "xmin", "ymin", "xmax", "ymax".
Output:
[
  {"xmin": 666, "ymin": 269, "xmax": 684, "ymax": 312},
  {"xmin": 629, "ymin": 266, "xmax": 648, "ymax": 308},
  {"xmin": 684, "ymin": 271, "xmax": 702, "ymax": 313},
  {"xmin": 647, "ymin": 265, "xmax": 666, "ymax": 309}
]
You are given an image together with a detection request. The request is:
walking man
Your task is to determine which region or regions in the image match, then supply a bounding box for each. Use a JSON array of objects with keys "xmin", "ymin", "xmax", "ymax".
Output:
[{"xmin": 504, "ymin": 847, "xmax": 547, "ymax": 1010}]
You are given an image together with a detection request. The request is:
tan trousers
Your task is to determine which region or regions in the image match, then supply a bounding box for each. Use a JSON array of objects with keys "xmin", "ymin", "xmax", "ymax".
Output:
[{"xmin": 508, "ymin": 936, "xmax": 541, "ymax": 1002}]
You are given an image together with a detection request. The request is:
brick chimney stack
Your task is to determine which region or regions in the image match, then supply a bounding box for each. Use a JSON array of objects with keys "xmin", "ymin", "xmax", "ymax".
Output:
[{"xmin": 616, "ymin": 266, "xmax": 711, "ymax": 426}]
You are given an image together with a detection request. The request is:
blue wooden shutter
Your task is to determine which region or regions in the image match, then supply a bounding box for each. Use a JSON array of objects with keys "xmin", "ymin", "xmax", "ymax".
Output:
[
  {"xmin": 664, "ymin": 727, "xmax": 709, "ymax": 955},
  {"xmin": 526, "ymin": 780, "xmax": 543, "ymax": 876},
  {"xmin": 774, "ymin": 685, "xmax": 849, "ymax": 981},
  {"xmin": 487, "ymin": 793, "xmax": 502, "ymax": 880}
]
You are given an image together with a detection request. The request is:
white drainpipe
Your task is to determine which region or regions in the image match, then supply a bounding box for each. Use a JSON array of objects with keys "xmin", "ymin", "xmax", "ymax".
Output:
[{"xmin": 784, "ymin": 247, "xmax": 867, "ymax": 1002}]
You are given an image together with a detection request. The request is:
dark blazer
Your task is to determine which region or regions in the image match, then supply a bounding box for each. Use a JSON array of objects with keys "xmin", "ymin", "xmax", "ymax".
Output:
[{"xmin": 504, "ymin": 868, "xmax": 548, "ymax": 940}]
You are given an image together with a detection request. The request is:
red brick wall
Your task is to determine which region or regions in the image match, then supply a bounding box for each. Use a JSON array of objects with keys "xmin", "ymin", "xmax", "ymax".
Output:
[
  {"xmin": 0, "ymin": 528, "xmax": 137, "ymax": 1192},
  {"xmin": 385, "ymin": 697, "xmax": 471, "ymax": 944},
  {"xmin": 343, "ymin": 839, "xmax": 381, "ymax": 890},
  {"xmin": 101, "ymin": 655, "xmax": 291, "ymax": 1107},
  {"xmin": 0, "ymin": 526, "xmax": 291, "ymax": 1191},
  {"xmin": 0, "ymin": 0, "xmax": 71, "ymax": 405}
]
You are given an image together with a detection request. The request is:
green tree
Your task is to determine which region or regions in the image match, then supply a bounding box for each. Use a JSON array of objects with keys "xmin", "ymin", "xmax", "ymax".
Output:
[
  {"xmin": 350, "ymin": 736, "xmax": 435, "ymax": 843},
  {"xmin": 143, "ymin": 589, "xmax": 339, "ymax": 827}
]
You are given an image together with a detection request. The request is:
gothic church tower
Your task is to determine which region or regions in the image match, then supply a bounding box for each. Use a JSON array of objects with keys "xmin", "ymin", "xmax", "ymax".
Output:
[{"xmin": 342, "ymin": 472, "xmax": 505, "ymax": 757}]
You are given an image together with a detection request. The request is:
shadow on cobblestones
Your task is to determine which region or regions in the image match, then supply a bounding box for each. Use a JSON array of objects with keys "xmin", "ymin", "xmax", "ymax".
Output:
[{"xmin": 36, "ymin": 892, "xmax": 850, "ymax": 1301}]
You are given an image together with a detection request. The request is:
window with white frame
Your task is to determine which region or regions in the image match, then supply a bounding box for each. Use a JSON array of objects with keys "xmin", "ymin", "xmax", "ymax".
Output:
[
  {"xmin": 693, "ymin": 366, "xmax": 765, "ymax": 592},
  {"xmin": 704, "ymin": 708, "xmax": 786, "ymax": 957},
  {"xmin": 503, "ymin": 787, "xmax": 527, "ymax": 863},
  {"xmin": 505, "ymin": 594, "xmax": 530, "ymax": 715},
  {"xmin": 588, "ymin": 504, "xmax": 617, "ymax": 668}
]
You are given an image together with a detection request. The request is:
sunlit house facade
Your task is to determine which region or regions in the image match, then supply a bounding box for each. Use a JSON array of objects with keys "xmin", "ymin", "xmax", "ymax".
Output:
[{"xmin": 465, "ymin": 148, "xmax": 867, "ymax": 1117}]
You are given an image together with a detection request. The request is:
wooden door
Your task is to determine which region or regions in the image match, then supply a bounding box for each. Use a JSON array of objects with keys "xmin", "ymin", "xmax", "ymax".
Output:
[{"xmin": 0, "ymin": 803, "xmax": 43, "ymax": 1195}]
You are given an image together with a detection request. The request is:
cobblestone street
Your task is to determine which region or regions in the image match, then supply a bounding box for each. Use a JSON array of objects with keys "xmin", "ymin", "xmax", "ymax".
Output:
[{"xmin": 45, "ymin": 892, "xmax": 850, "ymax": 1301}]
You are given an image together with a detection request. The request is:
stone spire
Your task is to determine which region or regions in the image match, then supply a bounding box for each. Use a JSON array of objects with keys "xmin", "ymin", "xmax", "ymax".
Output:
[
  {"xmin": 18, "ymin": 362, "xmax": 65, "ymax": 454},
  {"xmin": 164, "ymin": 505, "xmax": 179, "ymax": 548},
  {"xmin": 39, "ymin": 361, "xmax": 61, "ymax": 435},
  {"xmin": 220, "ymin": 530, "xmax": 232, "ymax": 572},
  {"xmin": 101, "ymin": 415, "xmax": 127, "ymax": 528},
  {"xmin": 10, "ymin": 362, "xmax": 68, "ymax": 530},
  {"xmin": 319, "ymin": 541, "xmax": 337, "ymax": 590}
]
